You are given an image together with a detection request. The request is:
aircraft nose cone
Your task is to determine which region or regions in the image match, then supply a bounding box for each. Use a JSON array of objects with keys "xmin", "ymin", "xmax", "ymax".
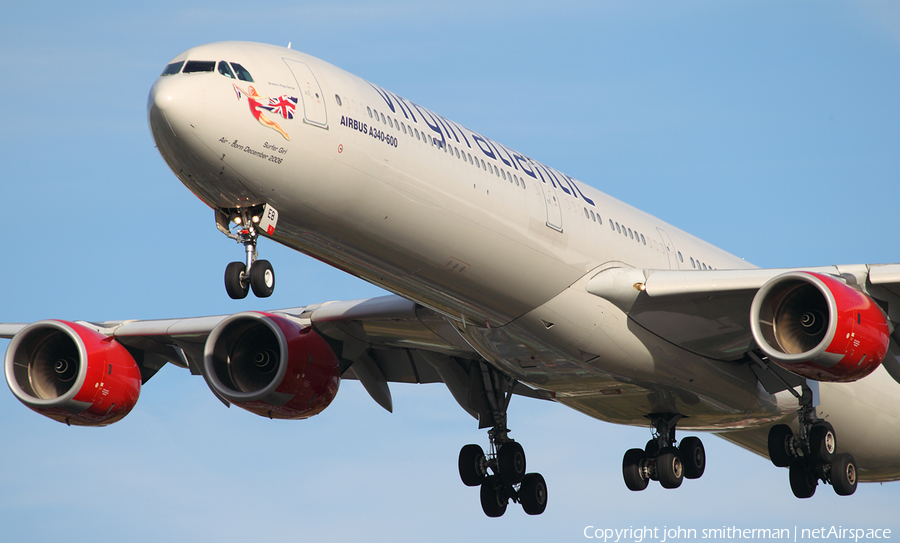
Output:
[{"xmin": 147, "ymin": 74, "xmax": 207, "ymax": 138}]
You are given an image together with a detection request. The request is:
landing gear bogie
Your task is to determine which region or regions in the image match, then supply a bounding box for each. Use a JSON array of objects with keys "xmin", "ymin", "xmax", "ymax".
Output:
[
  {"xmin": 458, "ymin": 365, "xmax": 547, "ymax": 517},
  {"xmin": 621, "ymin": 413, "xmax": 705, "ymax": 492},
  {"xmin": 763, "ymin": 381, "xmax": 857, "ymax": 497}
]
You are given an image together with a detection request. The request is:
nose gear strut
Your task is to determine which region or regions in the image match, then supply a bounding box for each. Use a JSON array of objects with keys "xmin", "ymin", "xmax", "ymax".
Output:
[{"xmin": 216, "ymin": 206, "xmax": 277, "ymax": 299}]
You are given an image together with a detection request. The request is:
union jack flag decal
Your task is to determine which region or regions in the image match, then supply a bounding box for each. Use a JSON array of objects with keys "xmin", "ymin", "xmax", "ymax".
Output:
[{"xmin": 267, "ymin": 95, "xmax": 299, "ymax": 120}]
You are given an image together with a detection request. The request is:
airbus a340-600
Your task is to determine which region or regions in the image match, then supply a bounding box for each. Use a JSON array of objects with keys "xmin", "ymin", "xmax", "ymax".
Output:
[{"xmin": 4, "ymin": 41, "xmax": 900, "ymax": 517}]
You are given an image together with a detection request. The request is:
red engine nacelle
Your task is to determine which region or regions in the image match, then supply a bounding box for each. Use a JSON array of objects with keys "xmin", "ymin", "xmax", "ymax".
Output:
[
  {"xmin": 4, "ymin": 320, "xmax": 142, "ymax": 426},
  {"xmin": 750, "ymin": 271, "xmax": 889, "ymax": 382},
  {"xmin": 202, "ymin": 312, "xmax": 340, "ymax": 419}
]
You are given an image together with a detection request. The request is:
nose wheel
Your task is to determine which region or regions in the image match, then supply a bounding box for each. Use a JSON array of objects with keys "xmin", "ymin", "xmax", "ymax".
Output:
[
  {"xmin": 216, "ymin": 206, "xmax": 278, "ymax": 299},
  {"xmin": 224, "ymin": 258, "xmax": 274, "ymax": 299}
]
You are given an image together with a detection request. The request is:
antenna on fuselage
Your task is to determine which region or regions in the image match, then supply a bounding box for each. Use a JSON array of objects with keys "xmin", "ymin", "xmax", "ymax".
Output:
[{"xmin": 287, "ymin": 42, "xmax": 292, "ymax": 49}]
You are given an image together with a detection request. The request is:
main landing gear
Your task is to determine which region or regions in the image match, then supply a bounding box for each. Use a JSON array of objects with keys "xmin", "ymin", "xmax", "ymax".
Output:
[
  {"xmin": 621, "ymin": 413, "xmax": 706, "ymax": 491},
  {"xmin": 216, "ymin": 207, "xmax": 276, "ymax": 299},
  {"xmin": 457, "ymin": 368, "xmax": 547, "ymax": 517},
  {"xmin": 767, "ymin": 384, "xmax": 858, "ymax": 498}
]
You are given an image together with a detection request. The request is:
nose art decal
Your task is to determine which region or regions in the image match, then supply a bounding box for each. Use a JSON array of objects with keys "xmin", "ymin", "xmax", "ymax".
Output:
[{"xmin": 233, "ymin": 84, "xmax": 298, "ymax": 141}]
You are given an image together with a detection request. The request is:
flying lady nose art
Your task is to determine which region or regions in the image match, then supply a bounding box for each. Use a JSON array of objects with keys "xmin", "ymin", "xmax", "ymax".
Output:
[{"xmin": 233, "ymin": 83, "xmax": 298, "ymax": 141}]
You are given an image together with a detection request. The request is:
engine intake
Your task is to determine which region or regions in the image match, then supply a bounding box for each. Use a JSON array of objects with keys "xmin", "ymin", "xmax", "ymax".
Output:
[
  {"xmin": 750, "ymin": 271, "xmax": 889, "ymax": 382},
  {"xmin": 4, "ymin": 320, "xmax": 142, "ymax": 426},
  {"xmin": 203, "ymin": 312, "xmax": 340, "ymax": 419}
]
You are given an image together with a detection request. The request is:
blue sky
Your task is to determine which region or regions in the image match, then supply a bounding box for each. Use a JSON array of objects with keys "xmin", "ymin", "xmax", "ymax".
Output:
[{"xmin": 2, "ymin": 1, "xmax": 900, "ymax": 541}]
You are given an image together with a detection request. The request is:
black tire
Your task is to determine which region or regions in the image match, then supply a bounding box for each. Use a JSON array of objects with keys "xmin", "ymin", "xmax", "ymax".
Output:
[
  {"xmin": 679, "ymin": 436, "xmax": 706, "ymax": 479},
  {"xmin": 789, "ymin": 461, "xmax": 817, "ymax": 498},
  {"xmin": 480, "ymin": 476, "xmax": 507, "ymax": 518},
  {"xmin": 809, "ymin": 421, "xmax": 836, "ymax": 464},
  {"xmin": 225, "ymin": 261, "xmax": 248, "ymax": 299},
  {"xmin": 767, "ymin": 424, "xmax": 795, "ymax": 468},
  {"xmin": 657, "ymin": 447, "xmax": 684, "ymax": 489},
  {"xmin": 831, "ymin": 453, "xmax": 858, "ymax": 496},
  {"xmin": 458, "ymin": 444, "xmax": 487, "ymax": 487},
  {"xmin": 250, "ymin": 259, "xmax": 275, "ymax": 298},
  {"xmin": 622, "ymin": 448, "xmax": 649, "ymax": 491},
  {"xmin": 498, "ymin": 441, "xmax": 526, "ymax": 486},
  {"xmin": 519, "ymin": 473, "xmax": 548, "ymax": 515}
]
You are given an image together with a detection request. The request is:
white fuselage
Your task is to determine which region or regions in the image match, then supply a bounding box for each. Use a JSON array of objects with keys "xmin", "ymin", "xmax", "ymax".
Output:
[{"xmin": 148, "ymin": 42, "xmax": 900, "ymax": 480}]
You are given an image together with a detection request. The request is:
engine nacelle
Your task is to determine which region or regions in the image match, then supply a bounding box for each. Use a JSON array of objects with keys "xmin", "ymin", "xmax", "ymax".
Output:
[
  {"xmin": 4, "ymin": 320, "xmax": 142, "ymax": 426},
  {"xmin": 203, "ymin": 312, "xmax": 340, "ymax": 419},
  {"xmin": 750, "ymin": 271, "xmax": 889, "ymax": 382}
]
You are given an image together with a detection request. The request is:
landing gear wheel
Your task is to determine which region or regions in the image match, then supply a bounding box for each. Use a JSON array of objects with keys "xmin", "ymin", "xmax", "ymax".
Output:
[
  {"xmin": 767, "ymin": 424, "xmax": 795, "ymax": 468},
  {"xmin": 622, "ymin": 448, "xmax": 649, "ymax": 491},
  {"xmin": 809, "ymin": 421, "xmax": 836, "ymax": 464},
  {"xmin": 479, "ymin": 476, "xmax": 507, "ymax": 518},
  {"xmin": 789, "ymin": 461, "xmax": 817, "ymax": 498},
  {"xmin": 225, "ymin": 261, "xmax": 248, "ymax": 299},
  {"xmin": 498, "ymin": 441, "xmax": 526, "ymax": 485},
  {"xmin": 831, "ymin": 453, "xmax": 858, "ymax": 496},
  {"xmin": 458, "ymin": 444, "xmax": 487, "ymax": 487},
  {"xmin": 250, "ymin": 259, "xmax": 275, "ymax": 298},
  {"xmin": 657, "ymin": 447, "xmax": 684, "ymax": 489},
  {"xmin": 679, "ymin": 436, "xmax": 705, "ymax": 479},
  {"xmin": 519, "ymin": 473, "xmax": 547, "ymax": 515}
]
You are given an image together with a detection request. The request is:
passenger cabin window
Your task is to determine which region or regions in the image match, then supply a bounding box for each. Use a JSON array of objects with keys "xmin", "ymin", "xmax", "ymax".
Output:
[
  {"xmin": 335, "ymin": 94, "xmax": 342, "ymax": 106},
  {"xmin": 161, "ymin": 61, "xmax": 184, "ymax": 76},
  {"xmin": 217, "ymin": 61, "xmax": 236, "ymax": 79},
  {"xmin": 230, "ymin": 63, "xmax": 253, "ymax": 82},
  {"xmin": 183, "ymin": 60, "xmax": 216, "ymax": 73}
]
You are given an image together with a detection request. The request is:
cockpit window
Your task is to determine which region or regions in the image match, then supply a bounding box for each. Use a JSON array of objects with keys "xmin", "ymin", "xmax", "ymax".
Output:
[
  {"xmin": 217, "ymin": 61, "xmax": 236, "ymax": 79},
  {"xmin": 230, "ymin": 63, "xmax": 254, "ymax": 82},
  {"xmin": 183, "ymin": 60, "xmax": 216, "ymax": 73},
  {"xmin": 161, "ymin": 61, "xmax": 184, "ymax": 76}
]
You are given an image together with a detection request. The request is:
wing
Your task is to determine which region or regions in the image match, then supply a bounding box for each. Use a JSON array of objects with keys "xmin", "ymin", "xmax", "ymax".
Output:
[
  {"xmin": 1, "ymin": 295, "xmax": 549, "ymax": 425},
  {"xmin": 586, "ymin": 263, "xmax": 900, "ymax": 387}
]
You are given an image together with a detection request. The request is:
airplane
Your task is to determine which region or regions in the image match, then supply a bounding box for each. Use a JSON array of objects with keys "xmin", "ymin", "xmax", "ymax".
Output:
[{"xmin": 3, "ymin": 40, "xmax": 900, "ymax": 518}]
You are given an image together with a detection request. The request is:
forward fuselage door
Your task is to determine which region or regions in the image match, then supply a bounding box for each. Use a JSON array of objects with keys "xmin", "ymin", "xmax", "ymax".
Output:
[{"xmin": 283, "ymin": 59, "xmax": 328, "ymax": 128}]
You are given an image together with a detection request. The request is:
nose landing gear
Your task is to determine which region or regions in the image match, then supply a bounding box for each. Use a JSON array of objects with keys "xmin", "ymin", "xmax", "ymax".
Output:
[{"xmin": 216, "ymin": 206, "xmax": 278, "ymax": 299}]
